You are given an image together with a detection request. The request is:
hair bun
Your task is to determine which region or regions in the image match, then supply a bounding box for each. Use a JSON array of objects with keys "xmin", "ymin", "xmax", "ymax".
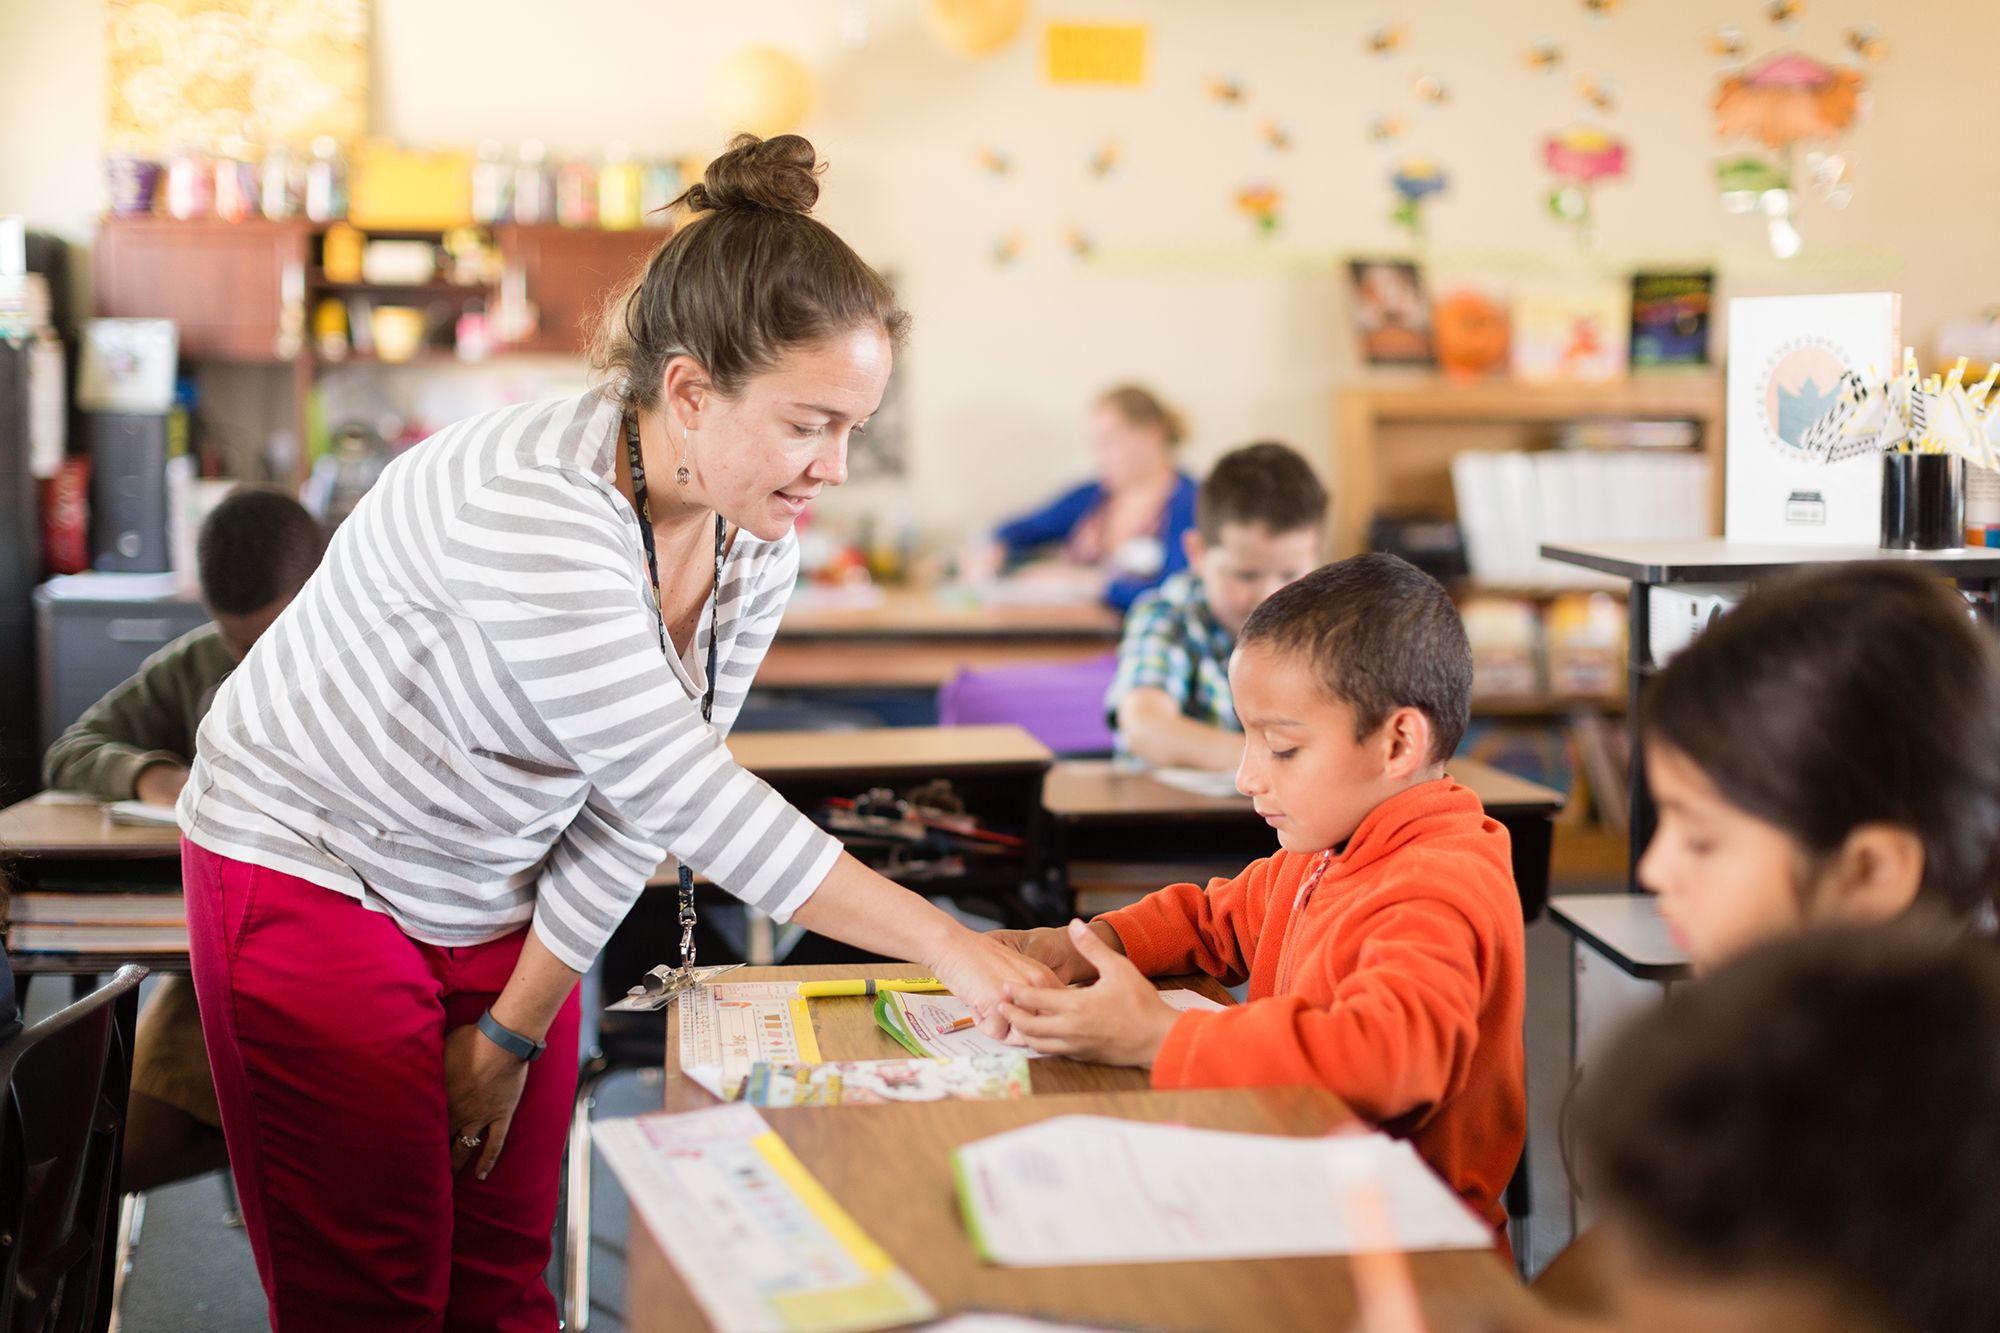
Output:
[{"xmin": 683, "ymin": 133, "xmax": 822, "ymax": 216}]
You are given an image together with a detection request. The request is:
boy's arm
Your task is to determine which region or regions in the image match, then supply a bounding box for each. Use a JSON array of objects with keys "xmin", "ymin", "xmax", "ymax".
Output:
[
  {"xmin": 1115, "ymin": 690, "xmax": 1245, "ymax": 771},
  {"xmin": 1095, "ymin": 855, "xmax": 1280, "ymax": 986},
  {"xmin": 1149, "ymin": 894, "xmax": 1488, "ymax": 1123},
  {"xmin": 42, "ymin": 636, "xmax": 212, "ymax": 802}
]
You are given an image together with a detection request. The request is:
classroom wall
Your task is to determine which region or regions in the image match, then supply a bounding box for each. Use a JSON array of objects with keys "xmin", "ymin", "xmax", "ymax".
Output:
[{"xmin": 4, "ymin": 0, "xmax": 1996, "ymax": 539}]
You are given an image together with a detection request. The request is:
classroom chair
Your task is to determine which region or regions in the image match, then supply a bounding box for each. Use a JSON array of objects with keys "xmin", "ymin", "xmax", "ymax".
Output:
[
  {"xmin": 0, "ymin": 963, "xmax": 146, "ymax": 1333},
  {"xmin": 936, "ymin": 654, "xmax": 1119, "ymax": 756}
]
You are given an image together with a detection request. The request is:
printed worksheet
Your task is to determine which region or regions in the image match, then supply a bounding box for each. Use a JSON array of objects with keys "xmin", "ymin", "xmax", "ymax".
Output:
[
  {"xmin": 741, "ymin": 1054, "xmax": 1032, "ymax": 1106},
  {"xmin": 952, "ymin": 1116, "xmax": 1492, "ymax": 1266},
  {"xmin": 678, "ymin": 982, "xmax": 822, "ymax": 1100},
  {"xmin": 876, "ymin": 989, "xmax": 1224, "ymax": 1062},
  {"xmin": 596, "ymin": 1103, "xmax": 936, "ymax": 1332}
]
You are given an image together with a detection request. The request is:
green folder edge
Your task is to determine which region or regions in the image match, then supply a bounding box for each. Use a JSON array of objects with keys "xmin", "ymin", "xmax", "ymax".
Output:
[
  {"xmin": 871, "ymin": 991, "xmax": 932, "ymax": 1060},
  {"xmin": 949, "ymin": 1147, "xmax": 998, "ymax": 1264}
]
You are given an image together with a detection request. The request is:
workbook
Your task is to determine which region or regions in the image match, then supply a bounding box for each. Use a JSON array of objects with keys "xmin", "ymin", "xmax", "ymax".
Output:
[
  {"xmin": 873, "ymin": 988, "xmax": 1226, "ymax": 1062},
  {"xmin": 952, "ymin": 1117, "xmax": 1493, "ymax": 1267},
  {"xmin": 739, "ymin": 1054, "xmax": 1032, "ymax": 1106}
]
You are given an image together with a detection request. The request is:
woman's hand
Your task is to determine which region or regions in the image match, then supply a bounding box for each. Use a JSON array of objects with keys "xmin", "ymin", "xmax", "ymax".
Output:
[
  {"xmin": 998, "ymin": 920, "xmax": 1178, "ymax": 1066},
  {"xmin": 444, "ymin": 1023, "xmax": 531, "ymax": 1180},
  {"xmin": 925, "ymin": 927, "xmax": 1063, "ymax": 1039},
  {"xmin": 988, "ymin": 920, "xmax": 1123, "ymax": 985}
]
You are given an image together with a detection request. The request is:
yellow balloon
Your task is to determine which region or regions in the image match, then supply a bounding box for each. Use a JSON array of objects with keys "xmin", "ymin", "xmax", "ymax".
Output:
[
  {"xmin": 712, "ymin": 46, "xmax": 816, "ymax": 139},
  {"xmin": 924, "ymin": 0, "xmax": 1029, "ymax": 57}
]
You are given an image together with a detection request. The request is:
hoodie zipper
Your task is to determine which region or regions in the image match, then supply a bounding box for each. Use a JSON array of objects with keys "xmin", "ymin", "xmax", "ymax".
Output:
[{"xmin": 1274, "ymin": 849, "xmax": 1336, "ymax": 993}]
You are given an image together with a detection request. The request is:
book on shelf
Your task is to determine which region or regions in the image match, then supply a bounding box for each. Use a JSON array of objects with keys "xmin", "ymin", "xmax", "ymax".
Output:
[
  {"xmin": 6, "ymin": 922, "xmax": 189, "ymax": 954},
  {"xmin": 5, "ymin": 891, "xmax": 185, "ymax": 924},
  {"xmin": 1629, "ymin": 270, "xmax": 1714, "ymax": 369},
  {"xmin": 1450, "ymin": 449, "xmax": 1709, "ymax": 587},
  {"xmin": 1510, "ymin": 282, "xmax": 1630, "ymax": 383}
]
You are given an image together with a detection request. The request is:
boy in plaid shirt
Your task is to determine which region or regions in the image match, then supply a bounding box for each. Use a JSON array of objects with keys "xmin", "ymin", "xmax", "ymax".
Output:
[{"xmin": 1106, "ymin": 442, "xmax": 1325, "ymax": 770}]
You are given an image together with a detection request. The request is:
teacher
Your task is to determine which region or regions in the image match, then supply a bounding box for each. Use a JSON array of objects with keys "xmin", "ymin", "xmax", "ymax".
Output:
[{"xmin": 176, "ymin": 134, "xmax": 1058, "ymax": 1331}]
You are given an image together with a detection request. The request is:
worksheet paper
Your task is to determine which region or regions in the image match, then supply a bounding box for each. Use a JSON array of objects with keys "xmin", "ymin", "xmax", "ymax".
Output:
[
  {"xmin": 678, "ymin": 982, "xmax": 822, "ymax": 1101},
  {"xmin": 918, "ymin": 1318, "xmax": 1120, "ymax": 1332},
  {"xmin": 595, "ymin": 1103, "xmax": 936, "ymax": 1333},
  {"xmin": 741, "ymin": 1053, "xmax": 1032, "ymax": 1106},
  {"xmin": 877, "ymin": 989, "xmax": 1225, "ymax": 1062},
  {"xmin": 952, "ymin": 1117, "xmax": 1493, "ymax": 1266},
  {"xmin": 1147, "ymin": 766, "xmax": 1244, "ymax": 800}
]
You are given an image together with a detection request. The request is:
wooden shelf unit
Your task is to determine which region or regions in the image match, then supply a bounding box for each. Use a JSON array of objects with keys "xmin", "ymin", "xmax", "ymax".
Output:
[{"xmin": 1331, "ymin": 376, "xmax": 1727, "ymax": 559}]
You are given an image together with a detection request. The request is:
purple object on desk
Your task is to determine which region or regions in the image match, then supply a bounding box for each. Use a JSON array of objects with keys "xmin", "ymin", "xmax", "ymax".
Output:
[{"xmin": 938, "ymin": 654, "xmax": 1119, "ymax": 756}]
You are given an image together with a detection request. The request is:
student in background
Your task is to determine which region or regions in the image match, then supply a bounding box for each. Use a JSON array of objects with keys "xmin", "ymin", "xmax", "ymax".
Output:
[
  {"xmin": 42, "ymin": 486, "xmax": 322, "ymax": 1192},
  {"xmin": 1533, "ymin": 561, "xmax": 2000, "ymax": 1318},
  {"xmin": 997, "ymin": 555, "xmax": 1525, "ymax": 1239},
  {"xmin": 978, "ymin": 384, "xmax": 1198, "ymax": 610},
  {"xmin": 1107, "ymin": 441, "xmax": 1325, "ymax": 770},
  {"xmin": 1575, "ymin": 922, "xmax": 2000, "ymax": 1333}
]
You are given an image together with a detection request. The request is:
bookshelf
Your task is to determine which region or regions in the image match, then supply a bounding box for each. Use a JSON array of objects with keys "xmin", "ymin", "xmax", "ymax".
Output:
[{"xmin": 1331, "ymin": 376, "xmax": 1727, "ymax": 559}]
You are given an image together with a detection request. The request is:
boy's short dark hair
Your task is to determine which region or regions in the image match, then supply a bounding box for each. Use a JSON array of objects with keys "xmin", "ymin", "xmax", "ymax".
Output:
[
  {"xmin": 196, "ymin": 487, "xmax": 323, "ymax": 616},
  {"xmin": 1578, "ymin": 922, "xmax": 2000, "ymax": 1333},
  {"xmin": 1195, "ymin": 442, "xmax": 1328, "ymax": 542},
  {"xmin": 1238, "ymin": 552, "xmax": 1470, "ymax": 762}
]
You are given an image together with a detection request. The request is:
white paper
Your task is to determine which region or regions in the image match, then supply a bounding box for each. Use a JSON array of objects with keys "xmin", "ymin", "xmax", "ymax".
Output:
[
  {"xmin": 954, "ymin": 1117, "xmax": 1491, "ymax": 1266},
  {"xmin": 884, "ymin": 989, "xmax": 1225, "ymax": 1062},
  {"xmin": 1725, "ymin": 293, "xmax": 1900, "ymax": 544},
  {"xmin": 677, "ymin": 981, "xmax": 818, "ymax": 1099},
  {"xmin": 105, "ymin": 800, "xmax": 181, "ymax": 828},
  {"xmin": 920, "ymin": 1318, "xmax": 1120, "ymax": 1332},
  {"xmin": 595, "ymin": 1103, "xmax": 936, "ymax": 1333},
  {"xmin": 1147, "ymin": 767, "xmax": 1243, "ymax": 799},
  {"xmin": 37, "ymin": 571, "xmax": 190, "ymax": 602}
]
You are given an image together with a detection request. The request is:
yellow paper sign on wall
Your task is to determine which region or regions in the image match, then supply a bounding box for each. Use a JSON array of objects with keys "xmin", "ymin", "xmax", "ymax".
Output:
[{"xmin": 1043, "ymin": 22, "xmax": 1149, "ymax": 86}]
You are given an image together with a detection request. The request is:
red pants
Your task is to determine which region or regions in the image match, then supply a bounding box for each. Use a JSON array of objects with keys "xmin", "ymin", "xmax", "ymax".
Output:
[{"xmin": 183, "ymin": 841, "xmax": 581, "ymax": 1332}]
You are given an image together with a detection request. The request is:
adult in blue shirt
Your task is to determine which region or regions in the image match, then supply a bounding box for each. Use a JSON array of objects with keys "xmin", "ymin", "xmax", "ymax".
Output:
[{"xmin": 988, "ymin": 385, "xmax": 1197, "ymax": 611}]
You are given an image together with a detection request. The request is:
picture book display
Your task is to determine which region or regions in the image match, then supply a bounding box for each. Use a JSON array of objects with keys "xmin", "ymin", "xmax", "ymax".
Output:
[
  {"xmin": 1628, "ymin": 270, "xmax": 1713, "ymax": 368},
  {"xmin": 1348, "ymin": 259, "xmax": 1435, "ymax": 366},
  {"xmin": 1510, "ymin": 283, "xmax": 1630, "ymax": 383}
]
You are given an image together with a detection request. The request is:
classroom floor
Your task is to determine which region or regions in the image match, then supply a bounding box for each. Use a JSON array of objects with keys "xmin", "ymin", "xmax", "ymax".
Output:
[{"xmin": 77, "ymin": 915, "xmax": 1583, "ymax": 1330}]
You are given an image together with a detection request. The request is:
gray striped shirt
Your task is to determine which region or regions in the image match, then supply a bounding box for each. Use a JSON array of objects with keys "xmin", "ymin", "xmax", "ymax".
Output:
[{"xmin": 179, "ymin": 386, "xmax": 841, "ymax": 971}]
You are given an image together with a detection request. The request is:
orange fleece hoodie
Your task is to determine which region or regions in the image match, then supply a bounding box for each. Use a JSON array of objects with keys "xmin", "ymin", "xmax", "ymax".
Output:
[{"xmin": 1096, "ymin": 778, "xmax": 1525, "ymax": 1232}]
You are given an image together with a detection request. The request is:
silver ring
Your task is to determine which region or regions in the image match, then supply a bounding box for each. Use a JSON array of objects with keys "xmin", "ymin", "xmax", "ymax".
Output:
[{"xmin": 459, "ymin": 1133, "xmax": 482, "ymax": 1149}]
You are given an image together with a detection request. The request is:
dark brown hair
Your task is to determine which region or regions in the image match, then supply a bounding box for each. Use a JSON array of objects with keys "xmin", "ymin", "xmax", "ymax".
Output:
[
  {"xmin": 592, "ymin": 134, "xmax": 910, "ymax": 409},
  {"xmin": 197, "ymin": 486, "xmax": 322, "ymax": 615},
  {"xmin": 1578, "ymin": 921, "xmax": 2000, "ymax": 1333},
  {"xmin": 1643, "ymin": 563, "xmax": 2000, "ymax": 921},
  {"xmin": 1097, "ymin": 384, "xmax": 1187, "ymax": 447},
  {"xmin": 1196, "ymin": 441, "xmax": 1328, "ymax": 542},
  {"xmin": 1238, "ymin": 552, "xmax": 1471, "ymax": 762}
]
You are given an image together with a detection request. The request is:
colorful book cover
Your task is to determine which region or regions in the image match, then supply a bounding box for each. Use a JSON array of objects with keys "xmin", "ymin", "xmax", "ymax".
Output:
[
  {"xmin": 1724, "ymin": 293, "xmax": 1900, "ymax": 544},
  {"xmin": 1628, "ymin": 270, "xmax": 1713, "ymax": 368},
  {"xmin": 1509, "ymin": 283, "xmax": 1630, "ymax": 383},
  {"xmin": 740, "ymin": 1055, "xmax": 1032, "ymax": 1106},
  {"xmin": 1348, "ymin": 259, "xmax": 1435, "ymax": 366}
]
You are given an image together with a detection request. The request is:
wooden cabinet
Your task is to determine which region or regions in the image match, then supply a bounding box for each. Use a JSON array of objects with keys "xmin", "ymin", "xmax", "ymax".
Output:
[
  {"xmin": 94, "ymin": 218, "xmax": 308, "ymax": 362},
  {"xmin": 495, "ymin": 224, "xmax": 665, "ymax": 356}
]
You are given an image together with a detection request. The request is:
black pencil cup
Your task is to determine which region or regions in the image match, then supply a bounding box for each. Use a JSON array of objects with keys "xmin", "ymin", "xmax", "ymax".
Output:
[{"xmin": 1880, "ymin": 453, "xmax": 1965, "ymax": 551}]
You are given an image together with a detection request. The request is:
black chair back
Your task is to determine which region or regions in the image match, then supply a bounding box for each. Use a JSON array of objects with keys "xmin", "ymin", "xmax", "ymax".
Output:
[{"xmin": 0, "ymin": 964, "xmax": 145, "ymax": 1333}]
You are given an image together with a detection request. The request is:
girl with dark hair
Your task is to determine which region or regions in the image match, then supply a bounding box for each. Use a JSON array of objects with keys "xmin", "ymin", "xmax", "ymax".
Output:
[{"xmin": 176, "ymin": 135, "xmax": 1057, "ymax": 1329}]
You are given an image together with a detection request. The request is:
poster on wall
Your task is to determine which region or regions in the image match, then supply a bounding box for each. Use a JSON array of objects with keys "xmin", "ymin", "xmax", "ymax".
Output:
[
  {"xmin": 105, "ymin": 0, "xmax": 370, "ymax": 151},
  {"xmin": 1724, "ymin": 293, "xmax": 1901, "ymax": 545},
  {"xmin": 1347, "ymin": 260, "xmax": 1434, "ymax": 367}
]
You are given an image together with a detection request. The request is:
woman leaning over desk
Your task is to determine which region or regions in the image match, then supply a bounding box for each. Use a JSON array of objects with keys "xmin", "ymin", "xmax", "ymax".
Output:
[{"xmin": 174, "ymin": 134, "xmax": 1058, "ymax": 1331}]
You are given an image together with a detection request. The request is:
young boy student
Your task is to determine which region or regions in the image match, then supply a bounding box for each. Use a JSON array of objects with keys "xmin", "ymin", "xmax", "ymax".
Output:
[
  {"xmin": 1531, "ymin": 561, "xmax": 2000, "ymax": 1319},
  {"xmin": 1574, "ymin": 922, "xmax": 2000, "ymax": 1333},
  {"xmin": 43, "ymin": 486, "xmax": 322, "ymax": 1192},
  {"xmin": 1000, "ymin": 553, "xmax": 1525, "ymax": 1235},
  {"xmin": 1106, "ymin": 441, "xmax": 1325, "ymax": 771}
]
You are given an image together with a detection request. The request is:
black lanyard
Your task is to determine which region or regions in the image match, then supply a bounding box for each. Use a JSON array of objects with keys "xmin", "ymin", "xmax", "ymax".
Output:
[{"xmin": 625, "ymin": 412, "xmax": 724, "ymax": 971}]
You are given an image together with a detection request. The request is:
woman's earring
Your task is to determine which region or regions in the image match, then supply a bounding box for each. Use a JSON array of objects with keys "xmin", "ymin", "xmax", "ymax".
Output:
[{"xmin": 676, "ymin": 428, "xmax": 693, "ymax": 487}]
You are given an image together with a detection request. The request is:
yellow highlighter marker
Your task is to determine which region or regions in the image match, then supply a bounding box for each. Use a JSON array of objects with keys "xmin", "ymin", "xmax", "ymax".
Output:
[{"xmin": 796, "ymin": 977, "xmax": 948, "ymax": 999}]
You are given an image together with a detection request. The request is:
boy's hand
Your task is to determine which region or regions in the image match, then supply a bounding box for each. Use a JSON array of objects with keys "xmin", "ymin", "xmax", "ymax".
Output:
[
  {"xmin": 988, "ymin": 921, "xmax": 1122, "ymax": 985},
  {"xmin": 999, "ymin": 920, "xmax": 1179, "ymax": 1067}
]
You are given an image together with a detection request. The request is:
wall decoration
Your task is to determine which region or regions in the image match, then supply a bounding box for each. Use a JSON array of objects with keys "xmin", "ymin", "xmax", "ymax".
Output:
[
  {"xmin": 1712, "ymin": 49, "xmax": 1869, "ymax": 257},
  {"xmin": 1065, "ymin": 226, "xmax": 1097, "ymax": 261},
  {"xmin": 1389, "ymin": 160, "xmax": 1447, "ymax": 239},
  {"xmin": 1576, "ymin": 75, "xmax": 1617, "ymax": 114},
  {"xmin": 1235, "ymin": 184, "xmax": 1282, "ymax": 237},
  {"xmin": 1544, "ymin": 126, "xmax": 1628, "ymax": 246},
  {"xmin": 1204, "ymin": 76, "xmax": 1245, "ymax": 103},
  {"xmin": 1765, "ymin": 0, "xmax": 1803, "ymax": 26},
  {"xmin": 925, "ymin": 0, "xmax": 1029, "ymax": 58},
  {"xmin": 1434, "ymin": 290, "xmax": 1511, "ymax": 381},
  {"xmin": 1088, "ymin": 141, "xmax": 1121, "ymax": 178},
  {"xmin": 105, "ymin": 0, "xmax": 369, "ymax": 152},
  {"xmin": 1413, "ymin": 74, "xmax": 1450, "ymax": 105},
  {"xmin": 1258, "ymin": 120, "xmax": 1293, "ymax": 152},
  {"xmin": 1524, "ymin": 40, "xmax": 1565, "ymax": 73},
  {"xmin": 992, "ymin": 232, "xmax": 1026, "ymax": 266},
  {"xmin": 1348, "ymin": 260, "xmax": 1435, "ymax": 367},
  {"xmin": 976, "ymin": 146, "xmax": 1013, "ymax": 177},
  {"xmin": 1367, "ymin": 113, "xmax": 1406, "ymax": 144},
  {"xmin": 1707, "ymin": 26, "xmax": 1748, "ymax": 60},
  {"xmin": 712, "ymin": 46, "xmax": 816, "ymax": 138},
  {"xmin": 1582, "ymin": 0, "xmax": 1622, "ymax": 15},
  {"xmin": 1365, "ymin": 24, "xmax": 1408, "ymax": 56},
  {"xmin": 1844, "ymin": 25, "xmax": 1888, "ymax": 62},
  {"xmin": 1044, "ymin": 22, "xmax": 1149, "ymax": 86}
]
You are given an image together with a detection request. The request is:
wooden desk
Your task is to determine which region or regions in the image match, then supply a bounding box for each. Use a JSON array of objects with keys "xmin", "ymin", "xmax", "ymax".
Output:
[
  {"xmin": 725, "ymin": 724, "xmax": 1053, "ymax": 784},
  {"xmin": 633, "ymin": 963, "xmax": 1532, "ymax": 1331},
  {"xmin": 0, "ymin": 794, "xmax": 181, "ymax": 860},
  {"xmin": 1043, "ymin": 756, "xmax": 1564, "ymax": 922},
  {"xmin": 758, "ymin": 587, "xmax": 1121, "ymax": 690}
]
